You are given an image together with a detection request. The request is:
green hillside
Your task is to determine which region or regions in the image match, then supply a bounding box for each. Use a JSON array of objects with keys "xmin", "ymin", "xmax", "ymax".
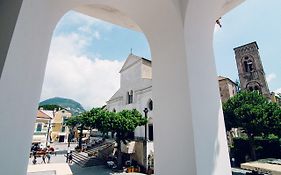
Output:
[{"xmin": 39, "ymin": 97, "xmax": 85, "ymax": 115}]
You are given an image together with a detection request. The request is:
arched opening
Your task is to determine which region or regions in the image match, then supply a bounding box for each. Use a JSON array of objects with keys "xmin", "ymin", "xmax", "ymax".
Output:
[
  {"xmin": 148, "ymin": 99, "xmax": 153, "ymax": 111},
  {"xmin": 214, "ymin": 0, "xmax": 281, "ymax": 170},
  {"xmin": 1, "ymin": 1, "xmax": 230, "ymax": 175},
  {"xmin": 246, "ymin": 81, "xmax": 262, "ymax": 93},
  {"xmin": 242, "ymin": 56, "xmax": 254, "ymax": 73},
  {"xmin": 36, "ymin": 7, "xmax": 155, "ymax": 174},
  {"xmin": 127, "ymin": 90, "xmax": 134, "ymax": 104}
]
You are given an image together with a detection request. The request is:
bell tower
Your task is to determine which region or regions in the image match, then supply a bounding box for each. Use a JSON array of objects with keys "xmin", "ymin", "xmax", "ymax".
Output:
[{"xmin": 234, "ymin": 42, "xmax": 270, "ymax": 98}]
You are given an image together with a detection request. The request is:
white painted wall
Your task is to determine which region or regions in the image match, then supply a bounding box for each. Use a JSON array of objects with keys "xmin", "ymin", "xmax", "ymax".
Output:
[
  {"xmin": 107, "ymin": 54, "xmax": 154, "ymax": 138},
  {"xmin": 121, "ymin": 61, "xmax": 142, "ymax": 89},
  {"xmin": 141, "ymin": 61, "xmax": 152, "ymax": 79},
  {"xmin": 0, "ymin": 0, "xmax": 244, "ymax": 174}
]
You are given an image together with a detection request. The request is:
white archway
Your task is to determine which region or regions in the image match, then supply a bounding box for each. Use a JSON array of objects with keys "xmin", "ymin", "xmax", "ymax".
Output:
[{"xmin": 0, "ymin": 1, "xmax": 245, "ymax": 174}]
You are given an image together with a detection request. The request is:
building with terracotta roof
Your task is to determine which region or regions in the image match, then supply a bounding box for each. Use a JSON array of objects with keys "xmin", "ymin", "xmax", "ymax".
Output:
[
  {"xmin": 32, "ymin": 110, "xmax": 54, "ymax": 145},
  {"xmin": 218, "ymin": 76, "xmax": 238, "ymax": 103}
]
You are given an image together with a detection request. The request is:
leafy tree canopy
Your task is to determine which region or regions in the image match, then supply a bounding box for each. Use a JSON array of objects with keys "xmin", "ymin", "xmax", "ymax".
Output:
[
  {"xmin": 65, "ymin": 115, "xmax": 80, "ymax": 128},
  {"xmin": 223, "ymin": 91, "xmax": 281, "ymax": 160},
  {"xmin": 92, "ymin": 108, "xmax": 147, "ymax": 169},
  {"xmin": 223, "ymin": 91, "xmax": 281, "ymax": 137},
  {"xmin": 65, "ymin": 108, "xmax": 147, "ymax": 168}
]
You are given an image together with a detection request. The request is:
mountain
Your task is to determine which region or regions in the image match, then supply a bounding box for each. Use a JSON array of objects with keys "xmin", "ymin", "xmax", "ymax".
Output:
[{"xmin": 39, "ymin": 97, "xmax": 85, "ymax": 115}]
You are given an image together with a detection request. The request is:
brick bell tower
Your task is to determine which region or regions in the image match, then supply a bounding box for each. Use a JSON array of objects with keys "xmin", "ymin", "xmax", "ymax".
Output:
[{"xmin": 234, "ymin": 41, "xmax": 270, "ymax": 98}]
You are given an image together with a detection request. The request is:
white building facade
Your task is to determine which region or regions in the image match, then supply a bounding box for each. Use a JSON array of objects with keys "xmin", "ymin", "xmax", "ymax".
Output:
[
  {"xmin": 107, "ymin": 54, "xmax": 153, "ymax": 139},
  {"xmin": 32, "ymin": 110, "xmax": 53, "ymax": 146}
]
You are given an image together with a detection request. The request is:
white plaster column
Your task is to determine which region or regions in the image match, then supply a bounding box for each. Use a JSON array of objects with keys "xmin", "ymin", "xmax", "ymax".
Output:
[
  {"xmin": 134, "ymin": 2, "xmax": 198, "ymax": 175},
  {"xmin": 87, "ymin": 2, "xmax": 198, "ymax": 174},
  {"xmin": 0, "ymin": 2, "xmax": 67, "ymax": 174},
  {"xmin": 183, "ymin": 0, "xmax": 234, "ymax": 174},
  {"xmin": 81, "ymin": 1, "xmax": 200, "ymax": 173}
]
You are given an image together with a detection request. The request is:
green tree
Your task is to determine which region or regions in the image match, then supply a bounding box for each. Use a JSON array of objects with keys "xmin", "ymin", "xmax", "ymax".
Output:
[
  {"xmin": 66, "ymin": 112, "xmax": 93, "ymax": 149},
  {"xmin": 223, "ymin": 91, "xmax": 281, "ymax": 160},
  {"xmin": 65, "ymin": 115, "xmax": 80, "ymax": 144},
  {"xmin": 38, "ymin": 104, "xmax": 63, "ymax": 111},
  {"xmin": 92, "ymin": 109, "xmax": 147, "ymax": 169},
  {"xmin": 67, "ymin": 108, "xmax": 147, "ymax": 168},
  {"xmin": 66, "ymin": 108, "xmax": 108, "ymax": 149},
  {"xmin": 115, "ymin": 109, "xmax": 147, "ymax": 169},
  {"xmin": 65, "ymin": 115, "xmax": 81, "ymax": 147},
  {"xmin": 66, "ymin": 115, "xmax": 80, "ymax": 128}
]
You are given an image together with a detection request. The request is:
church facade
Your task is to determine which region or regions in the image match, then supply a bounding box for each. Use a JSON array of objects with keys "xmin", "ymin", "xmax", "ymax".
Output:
[
  {"xmin": 106, "ymin": 54, "xmax": 238, "ymax": 140},
  {"xmin": 106, "ymin": 54, "xmax": 154, "ymax": 140}
]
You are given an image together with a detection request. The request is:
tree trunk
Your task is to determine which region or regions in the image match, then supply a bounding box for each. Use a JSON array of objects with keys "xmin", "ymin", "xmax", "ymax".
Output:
[
  {"xmin": 89, "ymin": 128, "xmax": 92, "ymax": 140},
  {"xmin": 248, "ymin": 135, "xmax": 257, "ymax": 161},
  {"xmin": 78, "ymin": 124, "xmax": 84, "ymax": 149},
  {"xmin": 116, "ymin": 137, "xmax": 123, "ymax": 170}
]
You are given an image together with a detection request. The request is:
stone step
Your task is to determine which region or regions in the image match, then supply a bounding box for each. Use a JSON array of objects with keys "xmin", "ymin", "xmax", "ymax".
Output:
[{"xmin": 72, "ymin": 142, "xmax": 114, "ymax": 167}]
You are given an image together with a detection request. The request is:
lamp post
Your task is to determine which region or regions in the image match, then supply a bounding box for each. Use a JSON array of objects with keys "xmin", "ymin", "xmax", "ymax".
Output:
[
  {"xmin": 143, "ymin": 108, "xmax": 148, "ymax": 141},
  {"xmin": 67, "ymin": 129, "xmax": 71, "ymax": 148},
  {"xmin": 66, "ymin": 128, "xmax": 71, "ymax": 163},
  {"xmin": 46, "ymin": 119, "xmax": 52, "ymax": 147},
  {"xmin": 143, "ymin": 108, "xmax": 148, "ymax": 173}
]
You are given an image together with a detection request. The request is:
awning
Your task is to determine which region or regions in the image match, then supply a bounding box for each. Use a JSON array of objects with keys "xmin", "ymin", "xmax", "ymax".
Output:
[{"xmin": 32, "ymin": 135, "xmax": 46, "ymax": 143}]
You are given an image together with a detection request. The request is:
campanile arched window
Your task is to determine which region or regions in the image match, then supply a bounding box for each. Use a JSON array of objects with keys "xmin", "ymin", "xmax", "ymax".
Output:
[
  {"xmin": 247, "ymin": 81, "xmax": 261, "ymax": 93},
  {"xmin": 243, "ymin": 56, "xmax": 254, "ymax": 73}
]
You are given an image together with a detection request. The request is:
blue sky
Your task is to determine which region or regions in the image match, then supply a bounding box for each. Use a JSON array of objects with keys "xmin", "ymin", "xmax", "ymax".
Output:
[
  {"xmin": 41, "ymin": 0, "xmax": 281, "ymax": 109},
  {"xmin": 214, "ymin": 0, "xmax": 281, "ymax": 92},
  {"xmin": 53, "ymin": 12, "xmax": 151, "ymax": 60}
]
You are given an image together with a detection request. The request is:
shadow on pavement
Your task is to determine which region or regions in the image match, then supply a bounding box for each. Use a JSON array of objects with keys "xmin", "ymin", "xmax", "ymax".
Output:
[{"xmin": 70, "ymin": 164, "xmax": 113, "ymax": 175}]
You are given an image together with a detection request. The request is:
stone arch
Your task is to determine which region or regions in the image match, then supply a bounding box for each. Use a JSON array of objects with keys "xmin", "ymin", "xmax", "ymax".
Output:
[
  {"xmin": 182, "ymin": 0, "xmax": 242, "ymax": 174},
  {"xmin": 246, "ymin": 81, "xmax": 262, "ymax": 92},
  {"xmin": 242, "ymin": 55, "xmax": 255, "ymax": 73},
  {"xmin": 0, "ymin": 1, "xmax": 244, "ymax": 175}
]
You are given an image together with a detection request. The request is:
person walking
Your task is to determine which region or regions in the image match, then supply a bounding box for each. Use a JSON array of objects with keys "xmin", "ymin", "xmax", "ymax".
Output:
[
  {"xmin": 65, "ymin": 153, "xmax": 69, "ymax": 163},
  {"xmin": 68, "ymin": 152, "xmax": 73, "ymax": 164},
  {"xmin": 32, "ymin": 156, "xmax": 37, "ymax": 165},
  {"xmin": 41, "ymin": 154, "xmax": 46, "ymax": 164},
  {"xmin": 46, "ymin": 152, "xmax": 51, "ymax": 163}
]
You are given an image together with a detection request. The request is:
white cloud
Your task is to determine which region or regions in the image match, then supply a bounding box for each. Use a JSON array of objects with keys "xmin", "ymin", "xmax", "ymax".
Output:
[
  {"xmin": 78, "ymin": 25, "xmax": 101, "ymax": 40},
  {"xmin": 93, "ymin": 31, "xmax": 101, "ymax": 40},
  {"xmin": 266, "ymin": 73, "xmax": 277, "ymax": 83},
  {"xmin": 274, "ymin": 88, "xmax": 281, "ymax": 94},
  {"xmin": 41, "ymin": 32, "xmax": 123, "ymax": 110}
]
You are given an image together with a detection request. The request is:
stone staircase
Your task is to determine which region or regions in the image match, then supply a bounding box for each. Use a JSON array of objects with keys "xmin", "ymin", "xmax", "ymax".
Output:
[{"xmin": 72, "ymin": 141, "xmax": 115, "ymax": 167}]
